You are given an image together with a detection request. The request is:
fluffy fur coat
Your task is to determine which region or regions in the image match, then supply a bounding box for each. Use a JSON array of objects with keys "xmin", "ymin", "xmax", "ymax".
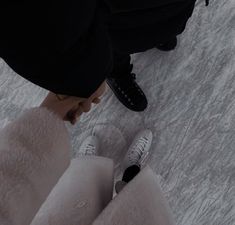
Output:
[{"xmin": 0, "ymin": 107, "xmax": 175, "ymax": 225}]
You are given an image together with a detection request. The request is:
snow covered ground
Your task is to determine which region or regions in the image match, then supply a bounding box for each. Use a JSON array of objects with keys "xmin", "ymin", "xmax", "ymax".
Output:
[{"xmin": 0, "ymin": 0, "xmax": 235, "ymax": 224}]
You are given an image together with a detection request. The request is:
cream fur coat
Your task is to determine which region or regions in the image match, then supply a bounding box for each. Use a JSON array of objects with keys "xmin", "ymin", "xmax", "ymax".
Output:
[{"xmin": 0, "ymin": 107, "xmax": 175, "ymax": 225}]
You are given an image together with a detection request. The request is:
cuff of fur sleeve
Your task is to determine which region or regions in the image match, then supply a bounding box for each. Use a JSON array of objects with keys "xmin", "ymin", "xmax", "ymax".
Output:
[{"xmin": 2, "ymin": 106, "xmax": 71, "ymax": 156}]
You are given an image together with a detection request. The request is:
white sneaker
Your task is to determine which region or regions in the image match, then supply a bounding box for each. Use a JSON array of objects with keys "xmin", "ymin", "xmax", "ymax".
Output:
[
  {"xmin": 76, "ymin": 135, "xmax": 99, "ymax": 157},
  {"xmin": 122, "ymin": 129, "xmax": 153, "ymax": 170}
]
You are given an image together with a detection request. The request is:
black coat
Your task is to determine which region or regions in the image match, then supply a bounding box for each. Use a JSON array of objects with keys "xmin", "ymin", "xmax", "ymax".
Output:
[{"xmin": 0, "ymin": 0, "xmax": 195, "ymax": 98}]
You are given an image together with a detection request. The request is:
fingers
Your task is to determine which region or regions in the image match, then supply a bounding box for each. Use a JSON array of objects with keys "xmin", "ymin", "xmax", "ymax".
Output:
[
  {"xmin": 92, "ymin": 98, "xmax": 101, "ymax": 104},
  {"xmin": 65, "ymin": 97, "xmax": 102, "ymax": 125},
  {"xmin": 71, "ymin": 106, "xmax": 85, "ymax": 125},
  {"xmin": 79, "ymin": 97, "xmax": 101, "ymax": 113},
  {"xmin": 65, "ymin": 109, "xmax": 80, "ymax": 125}
]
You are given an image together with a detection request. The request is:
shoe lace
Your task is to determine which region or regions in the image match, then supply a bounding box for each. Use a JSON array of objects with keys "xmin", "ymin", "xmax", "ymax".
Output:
[
  {"xmin": 124, "ymin": 73, "xmax": 140, "ymax": 94},
  {"xmin": 128, "ymin": 137, "xmax": 149, "ymax": 166},
  {"xmin": 85, "ymin": 144, "xmax": 96, "ymax": 155}
]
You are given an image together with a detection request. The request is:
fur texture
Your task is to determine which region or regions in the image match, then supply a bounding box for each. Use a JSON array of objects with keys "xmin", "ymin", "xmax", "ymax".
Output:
[
  {"xmin": 0, "ymin": 107, "xmax": 71, "ymax": 225},
  {"xmin": 0, "ymin": 107, "xmax": 175, "ymax": 225}
]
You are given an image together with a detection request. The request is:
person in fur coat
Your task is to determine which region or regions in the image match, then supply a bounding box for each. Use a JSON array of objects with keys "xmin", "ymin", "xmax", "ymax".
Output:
[{"xmin": 0, "ymin": 86, "xmax": 175, "ymax": 225}]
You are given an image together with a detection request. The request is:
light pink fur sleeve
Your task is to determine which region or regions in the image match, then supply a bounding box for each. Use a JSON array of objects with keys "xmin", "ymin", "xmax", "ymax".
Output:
[{"xmin": 0, "ymin": 107, "xmax": 71, "ymax": 225}]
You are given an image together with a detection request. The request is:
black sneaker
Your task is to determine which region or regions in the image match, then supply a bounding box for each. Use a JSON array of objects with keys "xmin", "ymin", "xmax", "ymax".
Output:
[
  {"xmin": 106, "ymin": 73, "xmax": 148, "ymax": 112},
  {"xmin": 156, "ymin": 37, "xmax": 177, "ymax": 51}
]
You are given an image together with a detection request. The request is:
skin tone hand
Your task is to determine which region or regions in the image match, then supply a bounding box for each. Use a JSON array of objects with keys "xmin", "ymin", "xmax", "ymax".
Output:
[{"xmin": 39, "ymin": 82, "xmax": 106, "ymax": 125}]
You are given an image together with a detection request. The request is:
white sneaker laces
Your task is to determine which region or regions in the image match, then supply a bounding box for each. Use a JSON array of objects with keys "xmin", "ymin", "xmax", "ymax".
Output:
[
  {"xmin": 84, "ymin": 144, "xmax": 96, "ymax": 155},
  {"xmin": 128, "ymin": 137, "xmax": 149, "ymax": 166}
]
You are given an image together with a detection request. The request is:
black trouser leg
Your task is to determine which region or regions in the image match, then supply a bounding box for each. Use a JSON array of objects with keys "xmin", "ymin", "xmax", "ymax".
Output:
[
  {"xmin": 115, "ymin": 165, "xmax": 141, "ymax": 194},
  {"xmin": 108, "ymin": 52, "xmax": 133, "ymax": 79},
  {"xmin": 122, "ymin": 165, "xmax": 141, "ymax": 183}
]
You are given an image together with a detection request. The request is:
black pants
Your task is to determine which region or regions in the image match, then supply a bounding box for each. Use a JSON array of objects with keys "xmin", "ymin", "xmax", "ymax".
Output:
[
  {"xmin": 111, "ymin": 53, "xmax": 133, "ymax": 78},
  {"xmin": 106, "ymin": 0, "xmax": 196, "ymax": 78}
]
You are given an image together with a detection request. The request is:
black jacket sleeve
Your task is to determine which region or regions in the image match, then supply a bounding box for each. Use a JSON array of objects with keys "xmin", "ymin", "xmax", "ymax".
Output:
[{"xmin": 0, "ymin": 0, "xmax": 113, "ymax": 98}]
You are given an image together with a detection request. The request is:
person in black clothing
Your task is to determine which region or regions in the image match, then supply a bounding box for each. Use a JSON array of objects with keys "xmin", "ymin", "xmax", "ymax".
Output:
[
  {"xmin": 0, "ymin": 0, "xmax": 209, "ymax": 113},
  {"xmin": 106, "ymin": 0, "xmax": 209, "ymax": 111}
]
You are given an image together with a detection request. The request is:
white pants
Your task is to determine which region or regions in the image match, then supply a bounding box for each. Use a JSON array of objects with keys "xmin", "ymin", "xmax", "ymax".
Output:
[
  {"xmin": 31, "ymin": 156, "xmax": 114, "ymax": 225},
  {"xmin": 30, "ymin": 156, "xmax": 175, "ymax": 225},
  {"xmin": 0, "ymin": 107, "xmax": 175, "ymax": 225}
]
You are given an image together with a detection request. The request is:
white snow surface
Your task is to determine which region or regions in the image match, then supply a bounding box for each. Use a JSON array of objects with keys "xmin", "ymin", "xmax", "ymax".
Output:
[{"xmin": 0, "ymin": 0, "xmax": 235, "ymax": 224}]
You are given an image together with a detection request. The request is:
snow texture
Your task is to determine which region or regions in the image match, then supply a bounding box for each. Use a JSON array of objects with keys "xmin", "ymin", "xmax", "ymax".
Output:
[{"xmin": 0, "ymin": 0, "xmax": 235, "ymax": 224}]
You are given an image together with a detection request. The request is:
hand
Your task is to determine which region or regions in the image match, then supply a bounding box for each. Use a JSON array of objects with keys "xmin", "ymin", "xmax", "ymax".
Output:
[
  {"xmin": 63, "ymin": 96, "xmax": 102, "ymax": 125},
  {"xmin": 39, "ymin": 92, "xmax": 85, "ymax": 124},
  {"xmin": 39, "ymin": 82, "xmax": 106, "ymax": 125}
]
